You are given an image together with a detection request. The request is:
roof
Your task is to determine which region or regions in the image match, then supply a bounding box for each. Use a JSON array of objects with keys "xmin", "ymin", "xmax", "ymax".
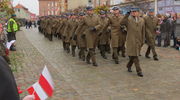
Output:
[{"xmin": 14, "ymin": 4, "xmax": 28, "ymax": 11}]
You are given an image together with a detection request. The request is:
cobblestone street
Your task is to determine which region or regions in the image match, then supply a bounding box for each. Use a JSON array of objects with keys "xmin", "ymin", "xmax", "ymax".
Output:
[{"xmin": 13, "ymin": 27, "xmax": 180, "ymax": 100}]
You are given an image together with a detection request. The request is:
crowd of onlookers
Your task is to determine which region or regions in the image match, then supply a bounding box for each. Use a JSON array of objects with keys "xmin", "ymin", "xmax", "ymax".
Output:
[
  {"xmin": 25, "ymin": 20, "xmax": 37, "ymax": 29},
  {"xmin": 155, "ymin": 13, "xmax": 180, "ymax": 50},
  {"xmin": 0, "ymin": 15, "xmax": 35, "ymax": 100}
]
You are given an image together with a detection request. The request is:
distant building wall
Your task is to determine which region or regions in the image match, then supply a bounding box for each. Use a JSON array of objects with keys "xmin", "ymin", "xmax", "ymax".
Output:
[{"xmin": 39, "ymin": 0, "xmax": 61, "ymax": 16}]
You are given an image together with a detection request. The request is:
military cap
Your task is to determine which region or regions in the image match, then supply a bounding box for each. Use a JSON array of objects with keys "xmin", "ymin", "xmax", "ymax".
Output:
[
  {"xmin": 79, "ymin": 12, "xmax": 85, "ymax": 16},
  {"xmin": 86, "ymin": 6, "xmax": 94, "ymax": 11},
  {"xmin": 99, "ymin": 10, "xmax": 106, "ymax": 15},
  {"xmin": 131, "ymin": 6, "xmax": 140, "ymax": 12},
  {"xmin": 112, "ymin": 6, "xmax": 119, "ymax": 10},
  {"xmin": 11, "ymin": 14, "xmax": 16, "ymax": 17},
  {"xmin": 148, "ymin": 8, "xmax": 154, "ymax": 12}
]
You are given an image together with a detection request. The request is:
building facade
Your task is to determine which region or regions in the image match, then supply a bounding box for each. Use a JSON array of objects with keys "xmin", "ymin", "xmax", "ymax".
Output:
[
  {"xmin": 14, "ymin": 4, "xmax": 37, "ymax": 20},
  {"xmin": 39, "ymin": 0, "xmax": 62, "ymax": 16},
  {"xmin": 158, "ymin": 0, "xmax": 180, "ymax": 14},
  {"xmin": 14, "ymin": 4, "xmax": 30, "ymax": 19},
  {"xmin": 93, "ymin": 0, "xmax": 111, "ymax": 7}
]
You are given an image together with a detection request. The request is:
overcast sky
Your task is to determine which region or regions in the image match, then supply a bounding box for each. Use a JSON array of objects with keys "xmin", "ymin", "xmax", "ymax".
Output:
[
  {"xmin": 13, "ymin": 0, "xmax": 39, "ymax": 15},
  {"xmin": 12, "ymin": 0, "xmax": 122, "ymax": 15}
]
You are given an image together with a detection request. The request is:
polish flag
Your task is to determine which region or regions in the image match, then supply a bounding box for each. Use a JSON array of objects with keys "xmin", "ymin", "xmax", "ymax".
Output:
[
  {"xmin": 39, "ymin": 66, "xmax": 54, "ymax": 97},
  {"xmin": 27, "ymin": 82, "xmax": 48, "ymax": 100}
]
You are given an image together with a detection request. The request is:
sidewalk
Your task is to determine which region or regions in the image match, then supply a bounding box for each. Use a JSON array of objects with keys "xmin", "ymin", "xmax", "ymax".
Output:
[{"xmin": 12, "ymin": 29, "xmax": 82, "ymax": 100}]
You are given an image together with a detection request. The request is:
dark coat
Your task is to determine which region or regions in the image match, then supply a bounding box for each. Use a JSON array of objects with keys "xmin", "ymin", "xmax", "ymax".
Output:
[
  {"xmin": 160, "ymin": 18, "xmax": 171, "ymax": 39},
  {"xmin": 175, "ymin": 19, "xmax": 180, "ymax": 38},
  {"xmin": 0, "ymin": 56, "xmax": 20, "ymax": 100}
]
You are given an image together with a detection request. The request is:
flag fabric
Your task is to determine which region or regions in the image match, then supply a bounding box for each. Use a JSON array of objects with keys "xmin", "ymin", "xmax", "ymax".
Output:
[
  {"xmin": 39, "ymin": 66, "xmax": 54, "ymax": 97},
  {"xmin": 6, "ymin": 40, "xmax": 16, "ymax": 49},
  {"xmin": 27, "ymin": 82, "xmax": 48, "ymax": 100},
  {"xmin": 27, "ymin": 66, "xmax": 54, "ymax": 100}
]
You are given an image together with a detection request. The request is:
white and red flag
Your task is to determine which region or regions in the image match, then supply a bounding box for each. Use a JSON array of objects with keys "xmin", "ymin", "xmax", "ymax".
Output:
[
  {"xmin": 39, "ymin": 66, "xmax": 54, "ymax": 97},
  {"xmin": 27, "ymin": 82, "xmax": 48, "ymax": 100},
  {"xmin": 27, "ymin": 66, "xmax": 54, "ymax": 100}
]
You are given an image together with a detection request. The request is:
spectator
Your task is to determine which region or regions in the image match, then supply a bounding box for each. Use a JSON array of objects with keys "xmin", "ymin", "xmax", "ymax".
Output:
[
  {"xmin": 175, "ymin": 37, "xmax": 180, "ymax": 50},
  {"xmin": 25, "ymin": 20, "xmax": 28, "ymax": 29},
  {"xmin": 171, "ymin": 14, "xmax": 177, "ymax": 47},
  {"xmin": 160, "ymin": 15, "xmax": 172, "ymax": 47},
  {"xmin": 0, "ymin": 23, "xmax": 10, "ymax": 64},
  {"xmin": 28, "ymin": 21, "xmax": 32, "ymax": 28},
  {"xmin": 33, "ymin": 21, "xmax": 37, "ymax": 28},
  {"xmin": 0, "ymin": 56, "xmax": 35, "ymax": 100},
  {"xmin": 175, "ymin": 15, "xmax": 180, "ymax": 48},
  {"xmin": 7, "ymin": 14, "xmax": 18, "ymax": 51}
]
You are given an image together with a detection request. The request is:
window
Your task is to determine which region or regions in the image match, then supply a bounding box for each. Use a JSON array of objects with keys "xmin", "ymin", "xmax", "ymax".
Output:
[
  {"xmin": 51, "ymin": 2, "xmax": 54, "ymax": 6},
  {"xmin": 51, "ymin": 10, "xmax": 54, "ymax": 15},
  {"xmin": 48, "ymin": 11, "xmax": 50, "ymax": 15}
]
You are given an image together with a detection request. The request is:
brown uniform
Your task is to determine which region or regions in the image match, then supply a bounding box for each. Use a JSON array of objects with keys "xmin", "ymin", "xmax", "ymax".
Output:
[
  {"xmin": 121, "ymin": 15, "xmax": 145, "ymax": 74},
  {"xmin": 97, "ymin": 16, "xmax": 111, "ymax": 59},
  {"xmin": 108, "ymin": 14, "xmax": 126, "ymax": 64},
  {"xmin": 63, "ymin": 18, "xmax": 72, "ymax": 53},
  {"xmin": 75, "ymin": 18, "xmax": 87, "ymax": 60},
  {"xmin": 69, "ymin": 19, "xmax": 78, "ymax": 57},
  {"xmin": 82, "ymin": 14, "xmax": 101, "ymax": 66},
  {"xmin": 144, "ymin": 15, "xmax": 159, "ymax": 60}
]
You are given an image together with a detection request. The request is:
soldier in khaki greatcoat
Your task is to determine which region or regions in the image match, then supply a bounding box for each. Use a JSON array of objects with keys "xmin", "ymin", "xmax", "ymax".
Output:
[
  {"xmin": 108, "ymin": 7, "xmax": 126, "ymax": 64},
  {"xmin": 75, "ymin": 12, "xmax": 87, "ymax": 61},
  {"xmin": 121, "ymin": 7, "xmax": 145, "ymax": 77},
  {"xmin": 97, "ymin": 11, "xmax": 111, "ymax": 59},
  {"xmin": 80, "ymin": 7, "xmax": 101, "ymax": 66},
  {"xmin": 144, "ymin": 9, "xmax": 159, "ymax": 61}
]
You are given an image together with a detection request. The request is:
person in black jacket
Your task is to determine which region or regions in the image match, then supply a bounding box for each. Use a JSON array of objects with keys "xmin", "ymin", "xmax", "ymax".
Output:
[
  {"xmin": 0, "ymin": 56, "xmax": 34, "ymax": 100},
  {"xmin": 160, "ymin": 15, "xmax": 172, "ymax": 47},
  {"xmin": 0, "ymin": 56, "xmax": 20, "ymax": 100}
]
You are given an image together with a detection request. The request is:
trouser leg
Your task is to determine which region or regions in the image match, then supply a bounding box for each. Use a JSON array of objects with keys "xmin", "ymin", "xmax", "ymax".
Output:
[
  {"xmin": 89, "ymin": 48, "xmax": 97, "ymax": 66},
  {"xmin": 81, "ymin": 47, "xmax": 86, "ymax": 61},
  {"xmin": 151, "ymin": 45, "xmax": 157, "ymax": 57},
  {"xmin": 105, "ymin": 44, "xmax": 111, "ymax": 53},
  {"xmin": 78, "ymin": 49, "xmax": 82, "ymax": 59},
  {"xmin": 100, "ymin": 45, "xmax": 107, "ymax": 59},
  {"xmin": 127, "ymin": 56, "xmax": 134, "ymax": 69},
  {"xmin": 157, "ymin": 35, "xmax": 161, "ymax": 46},
  {"xmin": 121, "ymin": 44, "xmax": 126, "ymax": 57},
  {"xmin": 86, "ymin": 50, "xmax": 91, "ymax": 64},
  {"xmin": 71, "ymin": 45, "xmax": 76, "ymax": 57},
  {"xmin": 133, "ymin": 56, "xmax": 142, "ymax": 74},
  {"xmin": 63, "ymin": 41, "xmax": 66, "ymax": 50},
  {"xmin": 145, "ymin": 46, "xmax": 151, "ymax": 58},
  {"xmin": 112, "ymin": 47, "xmax": 119, "ymax": 64},
  {"xmin": 66, "ymin": 43, "xmax": 70, "ymax": 53}
]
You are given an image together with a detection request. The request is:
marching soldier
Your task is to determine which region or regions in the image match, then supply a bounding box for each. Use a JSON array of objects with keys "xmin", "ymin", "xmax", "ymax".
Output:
[
  {"xmin": 121, "ymin": 7, "xmax": 145, "ymax": 77},
  {"xmin": 46, "ymin": 16, "xmax": 54, "ymax": 41},
  {"xmin": 63, "ymin": 14, "xmax": 72, "ymax": 53},
  {"xmin": 60, "ymin": 15, "xmax": 68, "ymax": 50},
  {"xmin": 108, "ymin": 7, "xmax": 125, "ymax": 64},
  {"xmin": 144, "ymin": 9, "xmax": 159, "ymax": 61},
  {"xmin": 80, "ymin": 7, "xmax": 101, "ymax": 66},
  {"xmin": 75, "ymin": 12, "xmax": 87, "ymax": 61},
  {"xmin": 97, "ymin": 11, "xmax": 111, "ymax": 59},
  {"xmin": 70, "ymin": 13, "xmax": 78, "ymax": 57}
]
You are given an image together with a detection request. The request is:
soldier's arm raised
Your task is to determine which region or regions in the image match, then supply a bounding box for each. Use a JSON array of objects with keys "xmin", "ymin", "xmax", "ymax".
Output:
[{"xmin": 120, "ymin": 14, "xmax": 129, "ymax": 27}]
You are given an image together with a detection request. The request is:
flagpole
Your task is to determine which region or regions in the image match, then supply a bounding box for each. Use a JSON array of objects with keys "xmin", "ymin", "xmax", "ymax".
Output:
[{"xmin": 155, "ymin": 0, "xmax": 158, "ymax": 15}]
